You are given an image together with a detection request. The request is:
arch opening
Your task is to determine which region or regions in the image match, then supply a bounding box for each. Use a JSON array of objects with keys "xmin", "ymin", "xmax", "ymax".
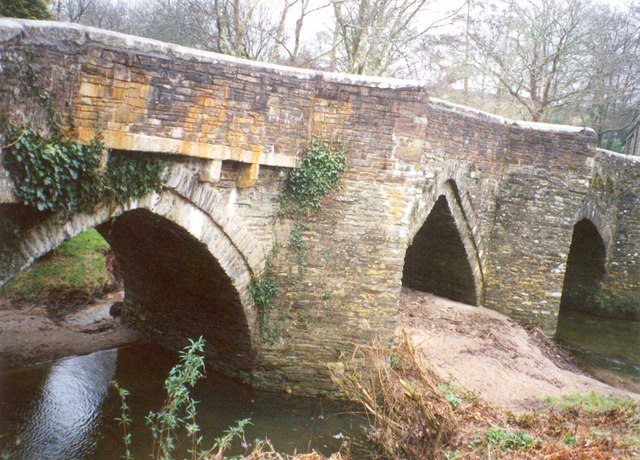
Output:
[
  {"xmin": 98, "ymin": 208, "xmax": 254, "ymax": 372},
  {"xmin": 559, "ymin": 219, "xmax": 606, "ymax": 315},
  {"xmin": 402, "ymin": 195, "xmax": 478, "ymax": 305}
]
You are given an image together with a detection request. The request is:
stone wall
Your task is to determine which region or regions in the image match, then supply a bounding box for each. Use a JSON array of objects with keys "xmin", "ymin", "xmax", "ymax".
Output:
[
  {"xmin": 588, "ymin": 151, "xmax": 640, "ymax": 319},
  {"xmin": 2, "ymin": 19, "xmax": 640, "ymax": 394}
]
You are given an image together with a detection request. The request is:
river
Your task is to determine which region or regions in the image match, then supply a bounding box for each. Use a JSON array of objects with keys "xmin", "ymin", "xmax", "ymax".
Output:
[
  {"xmin": 555, "ymin": 309, "xmax": 640, "ymax": 393},
  {"xmin": 0, "ymin": 342, "xmax": 363, "ymax": 459}
]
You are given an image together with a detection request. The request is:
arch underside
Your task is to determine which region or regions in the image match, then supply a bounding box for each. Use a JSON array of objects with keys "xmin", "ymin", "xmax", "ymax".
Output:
[
  {"xmin": 403, "ymin": 190, "xmax": 481, "ymax": 306},
  {"xmin": 560, "ymin": 218, "xmax": 606, "ymax": 315},
  {"xmin": 1, "ymin": 189, "xmax": 258, "ymax": 374}
]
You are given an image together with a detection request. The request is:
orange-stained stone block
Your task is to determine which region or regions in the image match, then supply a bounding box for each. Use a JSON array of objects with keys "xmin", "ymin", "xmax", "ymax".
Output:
[
  {"xmin": 237, "ymin": 162, "xmax": 260, "ymax": 188},
  {"xmin": 78, "ymin": 82, "xmax": 103, "ymax": 97}
]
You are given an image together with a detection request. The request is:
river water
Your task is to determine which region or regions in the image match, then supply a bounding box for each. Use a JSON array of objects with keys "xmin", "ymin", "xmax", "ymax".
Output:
[
  {"xmin": 0, "ymin": 342, "xmax": 363, "ymax": 459},
  {"xmin": 555, "ymin": 309, "xmax": 640, "ymax": 393}
]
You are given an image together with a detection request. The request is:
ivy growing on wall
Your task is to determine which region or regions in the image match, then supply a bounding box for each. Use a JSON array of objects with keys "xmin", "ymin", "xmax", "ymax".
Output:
[
  {"xmin": 2, "ymin": 124, "xmax": 166, "ymax": 216},
  {"xmin": 280, "ymin": 137, "xmax": 347, "ymax": 215},
  {"xmin": 249, "ymin": 136, "xmax": 348, "ymax": 338},
  {"xmin": 3, "ymin": 126, "xmax": 103, "ymax": 213}
]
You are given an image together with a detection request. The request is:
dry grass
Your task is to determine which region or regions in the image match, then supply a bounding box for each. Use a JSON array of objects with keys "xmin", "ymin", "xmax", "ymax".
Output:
[{"xmin": 331, "ymin": 332, "xmax": 457, "ymax": 458}]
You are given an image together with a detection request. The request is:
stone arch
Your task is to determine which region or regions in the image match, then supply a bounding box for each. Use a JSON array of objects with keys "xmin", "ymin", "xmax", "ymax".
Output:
[
  {"xmin": 573, "ymin": 203, "xmax": 614, "ymax": 262},
  {"xmin": 1, "ymin": 188, "xmax": 261, "ymax": 373},
  {"xmin": 559, "ymin": 218, "xmax": 607, "ymax": 315},
  {"xmin": 404, "ymin": 179, "xmax": 485, "ymax": 305}
]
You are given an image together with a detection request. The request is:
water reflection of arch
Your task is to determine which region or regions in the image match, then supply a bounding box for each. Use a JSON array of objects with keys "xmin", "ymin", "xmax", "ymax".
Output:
[
  {"xmin": 1, "ymin": 172, "xmax": 265, "ymax": 373},
  {"xmin": 405, "ymin": 178, "xmax": 485, "ymax": 305}
]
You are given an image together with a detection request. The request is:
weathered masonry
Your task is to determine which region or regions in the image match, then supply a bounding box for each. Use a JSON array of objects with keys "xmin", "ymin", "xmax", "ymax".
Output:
[{"xmin": 1, "ymin": 20, "xmax": 639, "ymax": 394}]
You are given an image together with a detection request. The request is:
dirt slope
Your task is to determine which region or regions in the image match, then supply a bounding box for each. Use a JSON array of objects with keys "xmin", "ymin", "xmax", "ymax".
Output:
[{"xmin": 399, "ymin": 287, "xmax": 639, "ymax": 412}]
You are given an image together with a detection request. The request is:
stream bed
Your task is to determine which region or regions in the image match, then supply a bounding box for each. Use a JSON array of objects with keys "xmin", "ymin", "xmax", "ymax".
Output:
[{"xmin": 0, "ymin": 342, "xmax": 364, "ymax": 459}]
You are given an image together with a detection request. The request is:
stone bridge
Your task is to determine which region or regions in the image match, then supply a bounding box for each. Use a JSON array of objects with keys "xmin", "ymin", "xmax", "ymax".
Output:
[{"xmin": 1, "ymin": 20, "xmax": 639, "ymax": 394}]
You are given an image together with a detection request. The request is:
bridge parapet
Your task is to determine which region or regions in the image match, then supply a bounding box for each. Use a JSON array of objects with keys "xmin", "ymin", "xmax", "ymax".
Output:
[{"xmin": 0, "ymin": 19, "xmax": 430, "ymax": 189}]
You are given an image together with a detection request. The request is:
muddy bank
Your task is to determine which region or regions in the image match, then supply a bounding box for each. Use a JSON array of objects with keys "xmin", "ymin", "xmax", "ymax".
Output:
[
  {"xmin": 399, "ymin": 287, "xmax": 639, "ymax": 412},
  {"xmin": 0, "ymin": 291, "xmax": 141, "ymax": 371}
]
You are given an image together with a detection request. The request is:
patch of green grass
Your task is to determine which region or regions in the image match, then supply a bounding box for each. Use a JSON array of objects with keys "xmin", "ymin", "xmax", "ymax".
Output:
[
  {"xmin": 545, "ymin": 391, "xmax": 639, "ymax": 413},
  {"xmin": 0, "ymin": 228, "xmax": 113, "ymax": 305},
  {"xmin": 484, "ymin": 427, "xmax": 535, "ymax": 450}
]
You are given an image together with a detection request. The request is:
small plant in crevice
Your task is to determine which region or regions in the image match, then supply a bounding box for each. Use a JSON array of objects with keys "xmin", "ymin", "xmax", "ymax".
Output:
[
  {"xmin": 288, "ymin": 223, "xmax": 309, "ymax": 283},
  {"xmin": 249, "ymin": 252, "xmax": 281, "ymax": 340},
  {"xmin": 249, "ymin": 274, "xmax": 279, "ymax": 315},
  {"xmin": 288, "ymin": 223, "xmax": 307, "ymax": 255},
  {"xmin": 280, "ymin": 137, "xmax": 347, "ymax": 215}
]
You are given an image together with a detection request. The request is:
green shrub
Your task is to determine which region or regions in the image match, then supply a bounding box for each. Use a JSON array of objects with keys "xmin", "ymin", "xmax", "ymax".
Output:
[{"xmin": 545, "ymin": 391, "xmax": 639, "ymax": 413}]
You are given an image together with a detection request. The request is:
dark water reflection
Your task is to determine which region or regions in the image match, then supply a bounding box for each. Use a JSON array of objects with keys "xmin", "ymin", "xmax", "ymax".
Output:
[
  {"xmin": 555, "ymin": 309, "xmax": 640, "ymax": 393},
  {"xmin": 0, "ymin": 343, "xmax": 363, "ymax": 459}
]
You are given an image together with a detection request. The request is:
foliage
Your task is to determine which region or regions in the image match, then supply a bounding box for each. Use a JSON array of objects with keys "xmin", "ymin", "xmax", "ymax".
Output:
[
  {"xmin": 111, "ymin": 337, "xmax": 342, "ymax": 460},
  {"xmin": 545, "ymin": 391, "xmax": 640, "ymax": 414},
  {"xmin": 331, "ymin": 332, "xmax": 640, "ymax": 459},
  {"xmin": 144, "ymin": 337, "xmax": 208, "ymax": 459},
  {"xmin": 594, "ymin": 289, "xmax": 640, "ymax": 321},
  {"xmin": 112, "ymin": 337, "xmax": 250, "ymax": 460},
  {"xmin": 112, "ymin": 381, "xmax": 134, "ymax": 460},
  {"xmin": 103, "ymin": 153, "xmax": 167, "ymax": 206},
  {"xmin": 0, "ymin": 0, "xmax": 50, "ymax": 19},
  {"xmin": 288, "ymin": 223, "xmax": 307, "ymax": 255},
  {"xmin": 3, "ymin": 126, "xmax": 103, "ymax": 213},
  {"xmin": 483, "ymin": 427, "xmax": 535, "ymax": 450},
  {"xmin": 281, "ymin": 137, "xmax": 347, "ymax": 215},
  {"xmin": 249, "ymin": 274, "xmax": 278, "ymax": 315},
  {"xmin": 2, "ymin": 125, "xmax": 167, "ymax": 216},
  {"xmin": 0, "ymin": 229, "xmax": 114, "ymax": 306},
  {"xmin": 287, "ymin": 223, "xmax": 308, "ymax": 282}
]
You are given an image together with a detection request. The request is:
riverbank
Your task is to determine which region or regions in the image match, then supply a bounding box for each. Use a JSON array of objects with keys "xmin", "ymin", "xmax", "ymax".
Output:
[
  {"xmin": 0, "ymin": 291, "xmax": 141, "ymax": 371},
  {"xmin": 399, "ymin": 287, "xmax": 639, "ymax": 412}
]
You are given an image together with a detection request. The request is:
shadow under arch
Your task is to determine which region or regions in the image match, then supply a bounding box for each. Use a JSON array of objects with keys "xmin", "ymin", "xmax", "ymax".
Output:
[
  {"xmin": 559, "ymin": 218, "xmax": 607, "ymax": 316},
  {"xmin": 1, "ymin": 190, "xmax": 258, "ymax": 374},
  {"xmin": 403, "ymin": 180, "xmax": 484, "ymax": 305}
]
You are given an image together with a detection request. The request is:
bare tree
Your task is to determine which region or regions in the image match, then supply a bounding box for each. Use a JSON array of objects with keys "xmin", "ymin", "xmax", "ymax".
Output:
[
  {"xmin": 329, "ymin": 0, "xmax": 463, "ymax": 76},
  {"xmin": 468, "ymin": 0, "xmax": 593, "ymax": 122},
  {"xmin": 578, "ymin": 4, "xmax": 640, "ymax": 149},
  {"xmin": 53, "ymin": 0, "xmax": 95, "ymax": 22}
]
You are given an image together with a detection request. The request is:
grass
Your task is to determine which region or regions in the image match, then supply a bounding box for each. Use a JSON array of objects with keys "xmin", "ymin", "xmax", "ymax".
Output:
[
  {"xmin": 545, "ymin": 391, "xmax": 640, "ymax": 413},
  {"xmin": 0, "ymin": 228, "xmax": 115, "ymax": 306}
]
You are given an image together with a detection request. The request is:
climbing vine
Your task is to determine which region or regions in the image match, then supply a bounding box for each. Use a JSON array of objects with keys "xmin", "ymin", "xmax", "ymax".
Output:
[
  {"xmin": 280, "ymin": 137, "xmax": 347, "ymax": 215},
  {"xmin": 2, "ymin": 124, "xmax": 166, "ymax": 215},
  {"xmin": 249, "ymin": 137, "xmax": 348, "ymax": 338}
]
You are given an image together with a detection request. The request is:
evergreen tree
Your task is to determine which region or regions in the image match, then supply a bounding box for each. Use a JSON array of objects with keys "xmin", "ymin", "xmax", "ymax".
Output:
[{"xmin": 0, "ymin": 0, "xmax": 51, "ymax": 19}]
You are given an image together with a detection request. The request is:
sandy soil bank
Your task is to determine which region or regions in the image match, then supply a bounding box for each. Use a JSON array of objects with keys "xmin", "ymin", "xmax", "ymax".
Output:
[{"xmin": 399, "ymin": 287, "xmax": 639, "ymax": 411}]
